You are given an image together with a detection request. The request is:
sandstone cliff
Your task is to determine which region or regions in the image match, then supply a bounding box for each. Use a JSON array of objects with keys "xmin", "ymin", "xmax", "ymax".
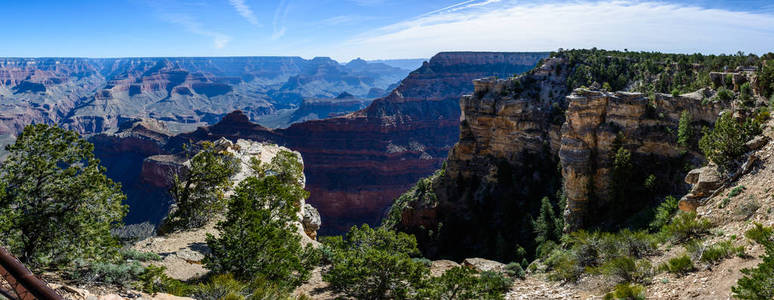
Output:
[
  {"xmin": 560, "ymin": 89, "xmax": 725, "ymax": 229},
  {"xmin": 283, "ymin": 52, "xmax": 549, "ymax": 234},
  {"xmin": 386, "ymin": 57, "xmax": 570, "ymax": 260},
  {"xmin": 387, "ymin": 52, "xmax": 739, "ymax": 260}
]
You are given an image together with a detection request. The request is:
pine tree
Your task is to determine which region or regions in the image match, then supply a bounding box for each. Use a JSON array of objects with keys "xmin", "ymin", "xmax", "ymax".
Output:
[
  {"xmin": 677, "ymin": 111, "xmax": 692, "ymax": 148},
  {"xmin": 162, "ymin": 142, "xmax": 240, "ymax": 232},
  {"xmin": 0, "ymin": 124, "xmax": 126, "ymax": 268},
  {"xmin": 533, "ymin": 197, "xmax": 560, "ymax": 247}
]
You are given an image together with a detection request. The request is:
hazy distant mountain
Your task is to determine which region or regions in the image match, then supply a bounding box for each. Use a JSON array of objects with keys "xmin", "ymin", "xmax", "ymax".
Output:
[
  {"xmin": 0, "ymin": 56, "xmax": 410, "ymax": 138},
  {"xmin": 367, "ymin": 58, "xmax": 427, "ymax": 71}
]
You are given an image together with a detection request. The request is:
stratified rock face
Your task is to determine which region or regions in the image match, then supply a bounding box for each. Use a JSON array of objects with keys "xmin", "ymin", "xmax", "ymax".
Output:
[
  {"xmin": 283, "ymin": 52, "xmax": 549, "ymax": 234},
  {"xmin": 0, "ymin": 58, "xmax": 105, "ymax": 135},
  {"xmin": 389, "ymin": 57, "xmax": 732, "ymax": 260},
  {"xmin": 389, "ymin": 57, "xmax": 569, "ymax": 260},
  {"xmin": 560, "ymin": 90, "xmax": 725, "ymax": 229},
  {"xmin": 264, "ymin": 93, "xmax": 373, "ymax": 128},
  {"xmin": 0, "ymin": 56, "xmax": 411, "ymax": 137}
]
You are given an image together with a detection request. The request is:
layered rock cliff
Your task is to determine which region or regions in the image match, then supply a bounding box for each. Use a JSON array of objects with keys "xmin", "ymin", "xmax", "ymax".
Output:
[
  {"xmin": 283, "ymin": 52, "xmax": 549, "ymax": 234},
  {"xmin": 560, "ymin": 89, "xmax": 725, "ymax": 229},
  {"xmin": 387, "ymin": 52, "xmax": 737, "ymax": 260},
  {"xmin": 89, "ymin": 118, "xmax": 172, "ymax": 224},
  {"xmin": 386, "ymin": 57, "xmax": 571, "ymax": 259}
]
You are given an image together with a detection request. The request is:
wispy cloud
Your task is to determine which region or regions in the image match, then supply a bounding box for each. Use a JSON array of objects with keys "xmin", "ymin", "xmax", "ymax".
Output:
[
  {"xmin": 162, "ymin": 13, "xmax": 232, "ymax": 49},
  {"xmin": 416, "ymin": 0, "xmax": 502, "ymax": 18},
  {"xmin": 321, "ymin": 15, "xmax": 381, "ymax": 26},
  {"xmin": 228, "ymin": 0, "xmax": 260, "ymax": 26},
  {"xmin": 331, "ymin": 0, "xmax": 774, "ymax": 60},
  {"xmin": 347, "ymin": 0, "xmax": 384, "ymax": 6},
  {"xmin": 272, "ymin": 0, "xmax": 291, "ymax": 40}
]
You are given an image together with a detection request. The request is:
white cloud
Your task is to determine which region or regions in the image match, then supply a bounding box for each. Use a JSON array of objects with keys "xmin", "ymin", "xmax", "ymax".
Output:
[
  {"xmin": 326, "ymin": 0, "xmax": 774, "ymax": 60},
  {"xmin": 272, "ymin": 0, "xmax": 291, "ymax": 40},
  {"xmin": 162, "ymin": 13, "xmax": 232, "ymax": 49},
  {"xmin": 228, "ymin": 0, "xmax": 260, "ymax": 26}
]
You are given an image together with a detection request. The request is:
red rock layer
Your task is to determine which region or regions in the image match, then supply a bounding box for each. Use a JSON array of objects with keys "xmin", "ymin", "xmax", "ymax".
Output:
[{"xmin": 159, "ymin": 52, "xmax": 548, "ymax": 233}]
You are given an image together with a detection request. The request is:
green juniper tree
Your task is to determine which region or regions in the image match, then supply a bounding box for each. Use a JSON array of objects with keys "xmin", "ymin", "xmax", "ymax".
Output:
[
  {"xmin": 699, "ymin": 112, "xmax": 761, "ymax": 170},
  {"xmin": 161, "ymin": 142, "xmax": 240, "ymax": 232},
  {"xmin": 323, "ymin": 224, "xmax": 428, "ymax": 300},
  {"xmin": 0, "ymin": 124, "xmax": 126, "ymax": 268},
  {"xmin": 732, "ymin": 223, "xmax": 774, "ymax": 299},
  {"xmin": 418, "ymin": 267, "xmax": 513, "ymax": 300},
  {"xmin": 677, "ymin": 111, "xmax": 692, "ymax": 149},
  {"xmin": 204, "ymin": 150, "xmax": 316, "ymax": 289}
]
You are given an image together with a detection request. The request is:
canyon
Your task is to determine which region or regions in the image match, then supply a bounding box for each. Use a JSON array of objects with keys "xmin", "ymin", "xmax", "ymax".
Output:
[
  {"xmin": 90, "ymin": 52, "xmax": 549, "ymax": 234},
  {"xmin": 0, "ymin": 56, "xmax": 411, "ymax": 140}
]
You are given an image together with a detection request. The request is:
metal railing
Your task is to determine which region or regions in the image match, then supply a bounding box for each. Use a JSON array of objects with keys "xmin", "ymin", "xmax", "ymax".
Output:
[{"xmin": 0, "ymin": 247, "xmax": 63, "ymax": 300}]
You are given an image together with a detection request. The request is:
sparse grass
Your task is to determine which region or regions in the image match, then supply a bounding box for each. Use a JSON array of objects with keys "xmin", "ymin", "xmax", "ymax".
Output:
[
  {"xmin": 545, "ymin": 229, "xmax": 656, "ymax": 283},
  {"xmin": 604, "ymin": 284, "xmax": 646, "ymax": 300},
  {"xmin": 729, "ymin": 185, "xmax": 746, "ymax": 197},
  {"xmin": 686, "ymin": 240, "xmax": 745, "ymax": 264},
  {"xmin": 660, "ymin": 212, "xmax": 712, "ymax": 243},
  {"xmin": 649, "ymin": 196, "xmax": 679, "ymax": 232},
  {"xmin": 718, "ymin": 197, "xmax": 731, "ymax": 209},
  {"xmin": 120, "ymin": 248, "xmax": 162, "ymax": 262},
  {"xmin": 658, "ymin": 255, "xmax": 695, "ymax": 276},
  {"xmin": 596, "ymin": 257, "xmax": 654, "ymax": 284},
  {"xmin": 69, "ymin": 260, "xmax": 146, "ymax": 287},
  {"xmin": 505, "ymin": 262, "xmax": 526, "ymax": 279}
]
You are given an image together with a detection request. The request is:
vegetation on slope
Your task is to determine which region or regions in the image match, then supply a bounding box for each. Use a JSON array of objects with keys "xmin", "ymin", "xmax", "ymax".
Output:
[
  {"xmin": 699, "ymin": 112, "xmax": 762, "ymax": 170},
  {"xmin": 557, "ymin": 48, "xmax": 767, "ymax": 94},
  {"xmin": 732, "ymin": 223, "xmax": 774, "ymax": 299},
  {"xmin": 0, "ymin": 124, "xmax": 127, "ymax": 269},
  {"xmin": 205, "ymin": 150, "xmax": 318, "ymax": 289},
  {"xmin": 160, "ymin": 142, "xmax": 241, "ymax": 233},
  {"xmin": 320, "ymin": 224, "xmax": 514, "ymax": 299}
]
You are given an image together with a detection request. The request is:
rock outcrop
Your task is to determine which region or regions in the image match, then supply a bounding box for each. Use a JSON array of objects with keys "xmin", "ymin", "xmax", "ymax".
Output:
[
  {"xmin": 148, "ymin": 138, "xmax": 321, "ymax": 242},
  {"xmin": 89, "ymin": 118, "xmax": 172, "ymax": 224},
  {"xmin": 128, "ymin": 138, "xmax": 320, "ymax": 282},
  {"xmin": 388, "ymin": 55, "xmax": 733, "ymax": 260},
  {"xmin": 679, "ymin": 165, "xmax": 723, "ymax": 212},
  {"xmin": 560, "ymin": 90, "xmax": 725, "ymax": 229},
  {"xmin": 302, "ymin": 204, "xmax": 322, "ymax": 240},
  {"xmin": 283, "ymin": 52, "xmax": 549, "ymax": 234},
  {"xmin": 388, "ymin": 57, "xmax": 569, "ymax": 259}
]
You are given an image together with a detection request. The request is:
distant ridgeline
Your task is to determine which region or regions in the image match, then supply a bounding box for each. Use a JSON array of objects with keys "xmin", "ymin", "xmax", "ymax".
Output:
[
  {"xmin": 0, "ymin": 56, "xmax": 412, "ymax": 137},
  {"xmin": 384, "ymin": 49, "xmax": 774, "ymax": 261}
]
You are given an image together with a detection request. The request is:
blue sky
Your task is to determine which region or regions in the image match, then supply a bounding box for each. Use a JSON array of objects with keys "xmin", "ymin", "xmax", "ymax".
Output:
[{"xmin": 1, "ymin": 0, "xmax": 773, "ymax": 61}]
